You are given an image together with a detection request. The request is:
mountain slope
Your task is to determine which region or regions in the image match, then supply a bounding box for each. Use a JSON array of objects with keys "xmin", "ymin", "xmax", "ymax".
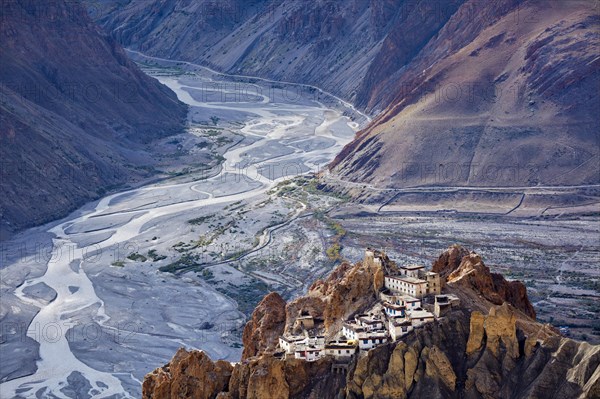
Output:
[
  {"xmin": 91, "ymin": 0, "xmax": 466, "ymax": 108},
  {"xmin": 0, "ymin": 0, "xmax": 187, "ymax": 237},
  {"xmin": 329, "ymin": 0, "xmax": 600, "ymax": 189}
]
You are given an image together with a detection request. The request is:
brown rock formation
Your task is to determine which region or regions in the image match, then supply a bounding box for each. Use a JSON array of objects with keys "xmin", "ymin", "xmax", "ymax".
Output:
[
  {"xmin": 432, "ymin": 244, "xmax": 471, "ymax": 278},
  {"xmin": 285, "ymin": 258, "xmax": 383, "ymax": 337},
  {"xmin": 142, "ymin": 348, "xmax": 232, "ymax": 399},
  {"xmin": 225, "ymin": 355, "xmax": 344, "ymax": 399},
  {"xmin": 466, "ymin": 304, "xmax": 519, "ymax": 359},
  {"xmin": 241, "ymin": 292, "xmax": 287, "ymax": 360},
  {"xmin": 347, "ymin": 313, "xmax": 469, "ymax": 399},
  {"xmin": 434, "ymin": 246, "xmax": 536, "ymax": 319}
]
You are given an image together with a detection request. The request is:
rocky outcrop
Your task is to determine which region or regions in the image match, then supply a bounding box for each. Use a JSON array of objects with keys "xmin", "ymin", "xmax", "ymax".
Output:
[
  {"xmin": 142, "ymin": 348, "xmax": 233, "ymax": 399},
  {"xmin": 285, "ymin": 258, "xmax": 383, "ymax": 337},
  {"xmin": 0, "ymin": 0, "xmax": 187, "ymax": 238},
  {"xmin": 433, "ymin": 246, "xmax": 536, "ymax": 319},
  {"xmin": 143, "ymin": 247, "xmax": 599, "ymax": 399},
  {"xmin": 346, "ymin": 312, "xmax": 469, "ymax": 399},
  {"xmin": 143, "ymin": 351, "xmax": 345, "ymax": 399},
  {"xmin": 241, "ymin": 292, "xmax": 287, "ymax": 360},
  {"xmin": 225, "ymin": 355, "xmax": 345, "ymax": 399},
  {"xmin": 465, "ymin": 304, "xmax": 519, "ymax": 359},
  {"xmin": 347, "ymin": 303, "xmax": 599, "ymax": 399},
  {"xmin": 432, "ymin": 245, "xmax": 471, "ymax": 278}
]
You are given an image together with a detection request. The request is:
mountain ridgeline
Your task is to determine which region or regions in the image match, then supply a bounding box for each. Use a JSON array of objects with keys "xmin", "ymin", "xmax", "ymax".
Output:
[
  {"xmin": 0, "ymin": 0, "xmax": 187, "ymax": 238},
  {"xmin": 94, "ymin": 0, "xmax": 599, "ymax": 192}
]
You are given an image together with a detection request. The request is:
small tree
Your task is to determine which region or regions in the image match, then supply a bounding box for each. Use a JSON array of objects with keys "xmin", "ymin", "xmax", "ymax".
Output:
[{"xmin": 210, "ymin": 116, "xmax": 220, "ymax": 126}]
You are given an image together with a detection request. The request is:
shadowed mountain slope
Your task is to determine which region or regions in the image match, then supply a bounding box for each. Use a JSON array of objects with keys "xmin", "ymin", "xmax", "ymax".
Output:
[
  {"xmin": 0, "ymin": 0, "xmax": 187, "ymax": 237},
  {"xmin": 91, "ymin": 0, "xmax": 466, "ymax": 109}
]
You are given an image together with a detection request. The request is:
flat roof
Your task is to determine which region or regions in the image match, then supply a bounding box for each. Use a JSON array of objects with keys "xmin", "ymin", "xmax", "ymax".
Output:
[
  {"xmin": 401, "ymin": 264, "xmax": 425, "ymax": 270},
  {"xmin": 391, "ymin": 318, "xmax": 412, "ymax": 326},
  {"xmin": 358, "ymin": 315, "xmax": 383, "ymax": 323},
  {"xmin": 325, "ymin": 343, "xmax": 356, "ymax": 349},
  {"xmin": 394, "ymin": 294, "xmax": 420, "ymax": 302},
  {"xmin": 361, "ymin": 330, "xmax": 388, "ymax": 337},
  {"xmin": 343, "ymin": 323, "xmax": 366, "ymax": 332},
  {"xmin": 383, "ymin": 302, "xmax": 405, "ymax": 310},
  {"xmin": 409, "ymin": 309, "xmax": 434, "ymax": 319},
  {"xmin": 280, "ymin": 335, "xmax": 305, "ymax": 342}
]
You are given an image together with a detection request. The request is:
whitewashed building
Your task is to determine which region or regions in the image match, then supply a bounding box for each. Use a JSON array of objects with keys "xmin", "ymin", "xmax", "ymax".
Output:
[
  {"xmin": 385, "ymin": 263, "xmax": 442, "ymax": 298},
  {"xmin": 294, "ymin": 345, "xmax": 323, "ymax": 361},
  {"xmin": 388, "ymin": 317, "xmax": 413, "ymax": 341},
  {"xmin": 279, "ymin": 334, "xmax": 325, "ymax": 357},
  {"xmin": 279, "ymin": 335, "xmax": 306, "ymax": 354},
  {"xmin": 385, "ymin": 275, "xmax": 428, "ymax": 297},
  {"xmin": 325, "ymin": 341, "xmax": 358, "ymax": 359},
  {"xmin": 407, "ymin": 308, "xmax": 435, "ymax": 327}
]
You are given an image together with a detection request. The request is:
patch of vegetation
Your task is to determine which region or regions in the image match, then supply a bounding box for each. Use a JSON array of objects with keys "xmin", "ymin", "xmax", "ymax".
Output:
[
  {"xmin": 159, "ymin": 253, "xmax": 201, "ymax": 273},
  {"xmin": 127, "ymin": 252, "xmax": 147, "ymax": 262},
  {"xmin": 216, "ymin": 278, "xmax": 270, "ymax": 316},
  {"xmin": 147, "ymin": 249, "xmax": 167, "ymax": 262},
  {"xmin": 314, "ymin": 211, "xmax": 346, "ymax": 262},
  {"xmin": 326, "ymin": 243, "xmax": 342, "ymax": 260},
  {"xmin": 111, "ymin": 261, "xmax": 125, "ymax": 267},
  {"xmin": 225, "ymin": 249, "xmax": 248, "ymax": 261},
  {"xmin": 215, "ymin": 136, "xmax": 233, "ymax": 146},
  {"xmin": 188, "ymin": 214, "xmax": 215, "ymax": 225},
  {"xmin": 305, "ymin": 178, "xmax": 350, "ymax": 201},
  {"xmin": 195, "ymin": 141, "xmax": 212, "ymax": 149},
  {"xmin": 224, "ymin": 200, "xmax": 244, "ymax": 210},
  {"xmin": 212, "ymin": 153, "xmax": 226, "ymax": 163},
  {"xmin": 204, "ymin": 129, "xmax": 221, "ymax": 137},
  {"xmin": 201, "ymin": 269, "xmax": 214, "ymax": 281}
]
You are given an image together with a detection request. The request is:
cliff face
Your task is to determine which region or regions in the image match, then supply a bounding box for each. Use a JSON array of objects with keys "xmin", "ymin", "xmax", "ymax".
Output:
[
  {"xmin": 142, "ymin": 246, "xmax": 599, "ymax": 399},
  {"xmin": 241, "ymin": 292, "xmax": 287, "ymax": 361},
  {"xmin": 285, "ymin": 256, "xmax": 387, "ymax": 337},
  {"xmin": 142, "ymin": 348, "xmax": 233, "ymax": 399},
  {"xmin": 329, "ymin": 0, "xmax": 599, "ymax": 189},
  {"xmin": 0, "ymin": 0, "xmax": 187, "ymax": 237},
  {"xmin": 348, "ymin": 303, "xmax": 599, "ymax": 399}
]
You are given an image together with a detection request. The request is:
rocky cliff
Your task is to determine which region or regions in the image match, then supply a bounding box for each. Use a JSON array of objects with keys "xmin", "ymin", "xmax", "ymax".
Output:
[
  {"xmin": 0, "ymin": 0, "xmax": 187, "ymax": 238},
  {"xmin": 284, "ymin": 257, "xmax": 389, "ymax": 338},
  {"xmin": 432, "ymin": 245, "xmax": 536, "ymax": 319},
  {"xmin": 241, "ymin": 292, "xmax": 287, "ymax": 361},
  {"xmin": 142, "ymin": 246, "xmax": 599, "ymax": 398}
]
